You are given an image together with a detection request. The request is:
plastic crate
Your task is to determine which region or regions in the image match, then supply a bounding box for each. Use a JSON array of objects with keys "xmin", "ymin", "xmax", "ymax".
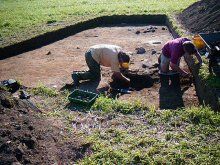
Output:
[{"xmin": 68, "ymin": 89, "xmax": 98, "ymax": 105}]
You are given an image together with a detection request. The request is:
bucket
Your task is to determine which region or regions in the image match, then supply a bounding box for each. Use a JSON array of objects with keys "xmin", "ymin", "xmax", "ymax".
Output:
[
  {"xmin": 170, "ymin": 73, "xmax": 180, "ymax": 87},
  {"xmin": 159, "ymin": 74, "xmax": 169, "ymax": 87},
  {"xmin": 192, "ymin": 34, "xmax": 205, "ymax": 49}
]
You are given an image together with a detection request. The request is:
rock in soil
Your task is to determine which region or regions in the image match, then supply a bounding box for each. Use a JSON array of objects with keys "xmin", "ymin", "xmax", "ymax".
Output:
[
  {"xmin": 136, "ymin": 47, "xmax": 146, "ymax": 54},
  {"xmin": 135, "ymin": 30, "xmax": 140, "ymax": 34},
  {"xmin": 151, "ymin": 49, "xmax": 157, "ymax": 55}
]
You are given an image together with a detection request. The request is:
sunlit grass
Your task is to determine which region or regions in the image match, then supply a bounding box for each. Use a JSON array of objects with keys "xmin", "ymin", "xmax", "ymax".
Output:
[{"xmin": 0, "ymin": 0, "xmax": 197, "ymax": 47}]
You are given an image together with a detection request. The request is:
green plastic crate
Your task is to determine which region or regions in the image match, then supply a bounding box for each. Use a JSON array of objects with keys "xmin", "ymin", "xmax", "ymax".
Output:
[{"xmin": 68, "ymin": 89, "xmax": 98, "ymax": 105}]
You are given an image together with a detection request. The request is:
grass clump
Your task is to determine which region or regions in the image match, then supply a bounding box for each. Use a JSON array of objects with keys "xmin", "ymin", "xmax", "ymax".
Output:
[
  {"xmin": 91, "ymin": 96, "xmax": 147, "ymax": 114},
  {"xmin": 31, "ymin": 83, "xmax": 58, "ymax": 97},
  {"xmin": 199, "ymin": 59, "xmax": 220, "ymax": 88}
]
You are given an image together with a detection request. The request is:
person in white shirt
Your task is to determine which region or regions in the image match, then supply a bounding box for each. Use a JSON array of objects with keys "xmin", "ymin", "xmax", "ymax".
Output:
[{"xmin": 72, "ymin": 44, "xmax": 130, "ymax": 87}]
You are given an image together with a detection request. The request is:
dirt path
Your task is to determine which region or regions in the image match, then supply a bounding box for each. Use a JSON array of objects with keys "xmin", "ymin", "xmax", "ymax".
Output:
[{"xmin": 0, "ymin": 25, "xmax": 199, "ymax": 108}]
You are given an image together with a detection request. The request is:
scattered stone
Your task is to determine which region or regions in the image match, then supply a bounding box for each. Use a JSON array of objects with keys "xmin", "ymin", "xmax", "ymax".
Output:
[
  {"xmin": 14, "ymin": 124, "xmax": 21, "ymax": 130},
  {"xmin": 136, "ymin": 47, "xmax": 146, "ymax": 54},
  {"xmin": 142, "ymin": 63, "xmax": 147, "ymax": 68},
  {"xmin": 151, "ymin": 49, "xmax": 157, "ymax": 55},
  {"xmin": 128, "ymin": 28, "xmax": 132, "ymax": 31},
  {"xmin": 19, "ymin": 90, "xmax": 30, "ymax": 99},
  {"xmin": 135, "ymin": 30, "xmax": 140, "ymax": 34},
  {"xmin": 152, "ymin": 41, "xmax": 161, "ymax": 44},
  {"xmin": 151, "ymin": 29, "xmax": 155, "ymax": 33},
  {"xmin": 143, "ymin": 30, "xmax": 150, "ymax": 33},
  {"xmin": 28, "ymin": 125, "xmax": 34, "ymax": 131},
  {"xmin": 0, "ymin": 79, "xmax": 20, "ymax": 93},
  {"xmin": 46, "ymin": 51, "xmax": 51, "ymax": 55}
]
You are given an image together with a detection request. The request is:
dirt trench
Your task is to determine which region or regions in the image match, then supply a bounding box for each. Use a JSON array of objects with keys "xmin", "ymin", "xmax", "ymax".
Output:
[{"xmin": 0, "ymin": 24, "xmax": 199, "ymax": 109}]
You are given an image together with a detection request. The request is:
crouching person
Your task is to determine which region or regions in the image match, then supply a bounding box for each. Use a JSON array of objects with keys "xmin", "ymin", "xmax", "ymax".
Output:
[
  {"xmin": 159, "ymin": 37, "xmax": 202, "ymax": 76},
  {"xmin": 72, "ymin": 44, "xmax": 130, "ymax": 87}
]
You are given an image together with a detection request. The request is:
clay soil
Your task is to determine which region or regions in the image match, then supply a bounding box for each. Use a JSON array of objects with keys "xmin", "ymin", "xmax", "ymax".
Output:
[
  {"xmin": 0, "ymin": 89, "xmax": 91, "ymax": 164},
  {"xmin": 179, "ymin": 0, "xmax": 220, "ymax": 33},
  {"xmin": 0, "ymin": 25, "xmax": 199, "ymax": 109}
]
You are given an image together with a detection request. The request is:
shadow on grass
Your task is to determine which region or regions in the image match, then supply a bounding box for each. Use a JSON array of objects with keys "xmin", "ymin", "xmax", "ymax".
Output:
[{"xmin": 159, "ymin": 75, "xmax": 192, "ymax": 109}]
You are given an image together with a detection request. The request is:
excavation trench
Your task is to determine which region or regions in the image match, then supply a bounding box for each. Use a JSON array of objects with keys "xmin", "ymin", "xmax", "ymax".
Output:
[{"xmin": 0, "ymin": 15, "xmax": 199, "ymax": 109}]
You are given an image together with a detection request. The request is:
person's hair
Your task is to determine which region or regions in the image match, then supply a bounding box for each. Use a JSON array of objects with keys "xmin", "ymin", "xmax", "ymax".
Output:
[
  {"xmin": 118, "ymin": 51, "xmax": 130, "ymax": 63},
  {"xmin": 183, "ymin": 41, "xmax": 197, "ymax": 54}
]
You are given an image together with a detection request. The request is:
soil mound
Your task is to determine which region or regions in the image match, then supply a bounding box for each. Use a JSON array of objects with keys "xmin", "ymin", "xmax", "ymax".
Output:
[
  {"xmin": 0, "ymin": 89, "xmax": 90, "ymax": 164},
  {"xmin": 179, "ymin": 0, "xmax": 220, "ymax": 33}
]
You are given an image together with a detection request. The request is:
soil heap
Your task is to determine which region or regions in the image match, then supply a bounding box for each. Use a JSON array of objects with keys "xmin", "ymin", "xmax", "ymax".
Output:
[
  {"xmin": 0, "ymin": 89, "xmax": 90, "ymax": 164},
  {"xmin": 179, "ymin": 0, "xmax": 220, "ymax": 33}
]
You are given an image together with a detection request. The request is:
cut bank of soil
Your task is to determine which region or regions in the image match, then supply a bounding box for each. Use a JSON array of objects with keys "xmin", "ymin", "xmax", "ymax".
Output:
[
  {"xmin": 179, "ymin": 0, "xmax": 220, "ymax": 33},
  {"xmin": 0, "ymin": 89, "xmax": 91, "ymax": 164},
  {"xmin": 0, "ymin": 25, "xmax": 199, "ymax": 109}
]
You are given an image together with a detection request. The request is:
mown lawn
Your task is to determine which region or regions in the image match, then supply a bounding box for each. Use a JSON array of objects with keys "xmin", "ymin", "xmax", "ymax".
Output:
[
  {"xmin": 29, "ymin": 85, "xmax": 220, "ymax": 164},
  {"xmin": 0, "ymin": 0, "xmax": 198, "ymax": 47}
]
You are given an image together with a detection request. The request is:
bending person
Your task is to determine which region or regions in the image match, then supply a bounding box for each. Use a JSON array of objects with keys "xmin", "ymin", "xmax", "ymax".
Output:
[
  {"xmin": 72, "ymin": 44, "xmax": 130, "ymax": 87},
  {"xmin": 159, "ymin": 37, "xmax": 202, "ymax": 76}
]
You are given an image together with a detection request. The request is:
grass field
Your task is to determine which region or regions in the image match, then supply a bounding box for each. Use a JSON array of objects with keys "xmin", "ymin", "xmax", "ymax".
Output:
[
  {"xmin": 30, "ymin": 86, "xmax": 220, "ymax": 164},
  {"xmin": 0, "ymin": 0, "xmax": 197, "ymax": 47}
]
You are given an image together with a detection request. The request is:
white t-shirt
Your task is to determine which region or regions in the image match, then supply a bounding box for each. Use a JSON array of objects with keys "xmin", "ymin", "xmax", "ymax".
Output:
[{"xmin": 89, "ymin": 44, "xmax": 122, "ymax": 72}]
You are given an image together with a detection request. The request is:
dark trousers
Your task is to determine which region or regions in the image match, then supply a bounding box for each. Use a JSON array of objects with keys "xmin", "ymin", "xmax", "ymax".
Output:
[{"xmin": 74, "ymin": 51, "xmax": 101, "ymax": 81}]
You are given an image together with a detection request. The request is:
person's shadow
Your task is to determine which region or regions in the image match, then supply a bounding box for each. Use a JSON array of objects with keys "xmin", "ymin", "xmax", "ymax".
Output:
[{"xmin": 159, "ymin": 75, "xmax": 190, "ymax": 109}]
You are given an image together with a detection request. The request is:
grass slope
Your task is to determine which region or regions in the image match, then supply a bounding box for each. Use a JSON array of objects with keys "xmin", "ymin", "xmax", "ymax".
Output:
[
  {"xmin": 0, "ymin": 0, "xmax": 197, "ymax": 47},
  {"xmin": 29, "ymin": 85, "xmax": 220, "ymax": 164}
]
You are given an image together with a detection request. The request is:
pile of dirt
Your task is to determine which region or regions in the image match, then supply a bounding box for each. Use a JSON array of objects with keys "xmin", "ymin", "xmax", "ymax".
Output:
[
  {"xmin": 0, "ymin": 89, "xmax": 91, "ymax": 164},
  {"xmin": 179, "ymin": 0, "xmax": 220, "ymax": 33}
]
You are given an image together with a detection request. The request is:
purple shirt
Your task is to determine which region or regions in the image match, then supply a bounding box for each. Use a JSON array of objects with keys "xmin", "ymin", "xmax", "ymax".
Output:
[{"xmin": 162, "ymin": 38, "xmax": 190, "ymax": 64}]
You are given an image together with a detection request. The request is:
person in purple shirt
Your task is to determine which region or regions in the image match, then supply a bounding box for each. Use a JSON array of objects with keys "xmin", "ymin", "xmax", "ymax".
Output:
[{"xmin": 159, "ymin": 37, "xmax": 202, "ymax": 76}]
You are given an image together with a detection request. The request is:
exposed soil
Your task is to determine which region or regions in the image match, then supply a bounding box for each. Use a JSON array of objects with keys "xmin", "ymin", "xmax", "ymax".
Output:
[
  {"xmin": 0, "ymin": 25, "xmax": 199, "ymax": 109},
  {"xmin": 179, "ymin": 0, "xmax": 220, "ymax": 33},
  {"xmin": 0, "ymin": 89, "xmax": 91, "ymax": 164}
]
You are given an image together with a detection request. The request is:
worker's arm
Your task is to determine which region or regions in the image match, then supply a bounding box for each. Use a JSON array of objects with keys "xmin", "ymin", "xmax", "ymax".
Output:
[
  {"xmin": 170, "ymin": 62, "xmax": 189, "ymax": 76},
  {"xmin": 112, "ymin": 72, "xmax": 130, "ymax": 85}
]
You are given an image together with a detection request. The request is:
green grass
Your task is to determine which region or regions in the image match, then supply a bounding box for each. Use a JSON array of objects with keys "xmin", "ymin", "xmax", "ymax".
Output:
[
  {"xmin": 80, "ymin": 106, "xmax": 220, "ymax": 164},
  {"xmin": 30, "ymin": 83, "xmax": 58, "ymax": 97},
  {"xmin": 29, "ymin": 88, "xmax": 220, "ymax": 164},
  {"xmin": 0, "ymin": 0, "xmax": 197, "ymax": 47},
  {"xmin": 91, "ymin": 96, "xmax": 148, "ymax": 114},
  {"xmin": 199, "ymin": 58, "xmax": 220, "ymax": 88}
]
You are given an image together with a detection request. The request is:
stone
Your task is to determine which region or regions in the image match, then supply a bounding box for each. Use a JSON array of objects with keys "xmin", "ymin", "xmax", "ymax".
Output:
[
  {"xmin": 136, "ymin": 47, "xmax": 146, "ymax": 54},
  {"xmin": 151, "ymin": 49, "xmax": 157, "ymax": 55},
  {"xmin": 19, "ymin": 90, "xmax": 30, "ymax": 99},
  {"xmin": 46, "ymin": 51, "xmax": 51, "ymax": 55},
  {"xmin": 143, "ymin": 30, "xmax": 150, "ymax": 33},
  {"xmin": 151, "ymin": 29, "xmax": 155, "ymax": 33},
  {"xmin": 135, "ymin": 30, "xmax": 140, "ymax": 34}
]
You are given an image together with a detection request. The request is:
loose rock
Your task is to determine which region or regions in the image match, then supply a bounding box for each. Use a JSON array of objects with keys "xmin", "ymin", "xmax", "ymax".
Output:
[
  {"xmin": 135, "ymin": 30, "xmax": 140, "ymax": 34},
  {"xmin": 151, "ymin": 49, "xmax": 157, "ymax": 55},
  {"xmin": 136, "ymin": 47, "xmax": 146, "ymax": 54}
]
